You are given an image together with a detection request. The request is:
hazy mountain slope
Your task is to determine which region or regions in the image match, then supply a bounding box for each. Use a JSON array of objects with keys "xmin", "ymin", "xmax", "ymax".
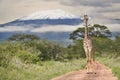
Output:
[{"xmin": 0, "ymin": 10, "xmax": 82, "ymax": 45}]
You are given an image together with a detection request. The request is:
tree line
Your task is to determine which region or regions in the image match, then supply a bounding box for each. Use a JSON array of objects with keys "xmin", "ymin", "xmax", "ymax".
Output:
[{"xmin": 0, "ymin": 24, "xmax": 120, "ymax": 67}]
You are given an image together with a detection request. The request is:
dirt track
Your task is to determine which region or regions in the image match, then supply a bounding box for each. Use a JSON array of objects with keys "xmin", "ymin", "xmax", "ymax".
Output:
[{"xmin": 51, "ymin": 62, "xmax": 117, "ymax": 80}]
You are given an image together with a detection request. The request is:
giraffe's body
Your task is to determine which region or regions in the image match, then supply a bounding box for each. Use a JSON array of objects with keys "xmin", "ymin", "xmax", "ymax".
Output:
[
  {"xmin": 83, "ymin": 15, "xmax": 95, "ymax": 73},
  {"xmin": 83, "ymin": 37, "xmax": 95, "ymax": 63}
]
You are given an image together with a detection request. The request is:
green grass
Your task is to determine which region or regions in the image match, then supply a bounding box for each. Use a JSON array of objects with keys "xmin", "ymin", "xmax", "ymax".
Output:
[
  {"xmin": 0, "ymin": 57, "xmax": 119, "ymax": 80},
  {"xmin": 112, "ymin": 67, "xmax": 120, "ymax": 80},
  {"xmin": 97, "ymin": 57, "xmax": 120, "ymax": 80},
  {"xmin": 0, "ymin": 57, "xmax": 86, "ymax": 80}
]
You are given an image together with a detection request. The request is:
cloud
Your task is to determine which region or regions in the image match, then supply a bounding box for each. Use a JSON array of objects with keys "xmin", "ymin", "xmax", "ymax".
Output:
[
  {"xmin": 0, "ymin": 26, "xmax": 32, "ymax": 32},
  {"xmin": 0, "ymin": 0, "xmax": 120, "ymax": 32},
  {"xmin": 62, "ymin": 0, "xmax": 109, "ymax": 7},
  {"xmin": 0, "ymin": 0, "xmax": 69, "ymax": 24},
  {"xmin": 106, "ymin": 24, "xmax": 120, "ymax": 32},
  {"xmin": 43, "ymin": 0, "xmax": 120, "ymax": 7},
  {"xmin": 48, "ymin": 0, "xmax": 120, "ymax": 24},
  {"xmin": 0, "ymin": 23, "xmax": 119, "ymax": 33},
  {"xmin": 31, "ymin": 25, "xmax": 82, "ymax": 32},
  {"xmin": 0, "ymin": 25, "xmax": 83, "ymax": 33}
]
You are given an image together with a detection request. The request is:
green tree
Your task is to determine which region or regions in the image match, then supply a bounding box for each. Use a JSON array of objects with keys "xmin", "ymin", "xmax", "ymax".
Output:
[
  {"xmin": 70, "ymin": 24, "xmax": 111, "ymax": 40},
  {"xmin": 67, "ymin": 39, "xmax": 85, "ymax": 59},
  {"xmin": 38, "ymin": 42, "xmax": 64, "ymax": 61},
  {"xmin": 112, "ymin": 35, "xmax": 120, "ymax": 57},
  {"xmin": 7, "ymin": 34, "xmax": 40, "ymax": 41}
]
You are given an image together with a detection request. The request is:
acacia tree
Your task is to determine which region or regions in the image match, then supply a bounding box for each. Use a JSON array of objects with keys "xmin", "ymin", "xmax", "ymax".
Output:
[
  {"xmin": 70, "ymin": 24, "xmax": 111, "ymax": 40},
  {"xmin": 8, "ymin": 34, "xmax": 40, "ymax": 41}
]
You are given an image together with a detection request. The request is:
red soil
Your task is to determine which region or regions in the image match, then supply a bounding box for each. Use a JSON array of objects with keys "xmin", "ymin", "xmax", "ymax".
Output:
[{"xmin": 51, "ymin": 62, "xmax": 117, "ymax": 80}]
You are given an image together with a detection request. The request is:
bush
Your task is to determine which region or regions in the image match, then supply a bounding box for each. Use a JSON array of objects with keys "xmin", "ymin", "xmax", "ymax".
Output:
[
  {"xmin": 17, "ymin": 50, "xmax": 40, "ymax": 64},
  {"xmin": 0, "ymin": 52, "xmax": 11, "ymax": 68},
  {"xmin": 0, "ymin": 41, "xmax": 40, "ymax": 65},
  {"xmin": 0, "ymin": 40, "xmax": 66, "ymax": 63}
]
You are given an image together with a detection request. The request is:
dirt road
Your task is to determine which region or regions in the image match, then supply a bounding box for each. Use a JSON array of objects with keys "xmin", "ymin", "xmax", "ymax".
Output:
[{"xmin": 52, "ymin": 62, "xmax": 117, "ymax": 80}]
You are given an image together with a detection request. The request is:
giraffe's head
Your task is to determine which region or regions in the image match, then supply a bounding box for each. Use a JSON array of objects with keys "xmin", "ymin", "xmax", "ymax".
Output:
[{"xmin": 84, "ymin": 15, "xmax": 88, "ymax": 21}]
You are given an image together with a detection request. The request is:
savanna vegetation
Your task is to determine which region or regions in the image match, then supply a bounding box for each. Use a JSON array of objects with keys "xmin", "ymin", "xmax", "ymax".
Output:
[{"xmin": 0, "ymin": 24, "xmax": 120, "ymax": 80}]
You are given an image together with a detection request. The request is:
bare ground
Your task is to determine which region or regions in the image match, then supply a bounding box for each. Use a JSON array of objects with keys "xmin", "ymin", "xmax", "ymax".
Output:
[{"xmin": 51, "ymin": 61, "xmax": 118, "ymax": 80}]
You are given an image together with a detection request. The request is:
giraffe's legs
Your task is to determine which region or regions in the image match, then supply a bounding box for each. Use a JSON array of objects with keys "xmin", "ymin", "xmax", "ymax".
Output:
[
  {"xmin": 88, "ymin": 51, "xmax": 93, "ymax": 73},
  {"xmin": 84, "ymin": 44, "xmax": 96, "ymax": 73},
  {"xmin": 85, "ymin": 48, "xmax": 96, "ymax": 74},
  {"xmin": 89, "ymin": 48, "xmax": 96, "ymax": 74},
  {"xmin": 91, "ymin": 48, "xmax": 95, "ymax": 63},
  {"xmin": 85, "ymin": 49, "xmax": 93, "ymax": 73},
  {"xmin": 84, "ymin": 48, "xmax": 89, "ymax": 72}
]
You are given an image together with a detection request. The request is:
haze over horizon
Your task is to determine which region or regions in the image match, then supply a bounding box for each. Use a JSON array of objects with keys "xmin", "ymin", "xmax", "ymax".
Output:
[{"xmin": 0, "ymin": 0, "xmax": 120, "ymax": 32}]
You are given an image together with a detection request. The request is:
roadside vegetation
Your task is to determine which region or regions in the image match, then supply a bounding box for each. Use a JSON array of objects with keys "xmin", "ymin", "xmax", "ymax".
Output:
[{"xmin": 0, "ymin": 24, "xmax": 120, "ymax": 80}]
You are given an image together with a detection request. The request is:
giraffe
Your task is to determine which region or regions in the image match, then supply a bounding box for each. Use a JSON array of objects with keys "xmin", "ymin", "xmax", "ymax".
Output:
[{"xmin": 83, "ymin": 15, "xmax": 95, "ymax": 73}]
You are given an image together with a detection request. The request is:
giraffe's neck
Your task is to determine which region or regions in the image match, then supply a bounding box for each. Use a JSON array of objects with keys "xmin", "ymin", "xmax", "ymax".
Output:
[{"xmin": 85, "ymin": 19, "xmax": 89, "ymax": 39}]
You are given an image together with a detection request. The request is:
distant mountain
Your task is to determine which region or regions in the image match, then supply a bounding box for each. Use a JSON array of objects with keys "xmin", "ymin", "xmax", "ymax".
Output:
[
  {"xmin": 0, "ymin": 19, "xmax": 81, "ymax": 27},
  {"xmin": 0, "ymin": 9, "xmax": 82, "ymax": 27},
  {"xmin": 0, "ymin": 9, "xmax": 83, "ymax": 45}
]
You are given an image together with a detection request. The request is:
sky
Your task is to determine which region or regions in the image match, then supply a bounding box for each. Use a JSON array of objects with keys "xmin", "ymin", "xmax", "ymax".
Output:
[{"xmin": 0, "ymin": 0, "xmax": 120, "ymax": 32}]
